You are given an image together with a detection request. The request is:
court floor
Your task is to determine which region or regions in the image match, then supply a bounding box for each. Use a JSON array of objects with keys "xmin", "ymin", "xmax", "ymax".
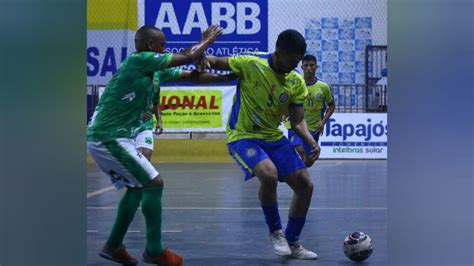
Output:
[{"xmin": 87, "ymin": 160, "xmax": 387, "ymax": 265}]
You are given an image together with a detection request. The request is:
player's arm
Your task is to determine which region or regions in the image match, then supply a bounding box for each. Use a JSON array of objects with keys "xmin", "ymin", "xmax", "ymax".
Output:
[
  {"xmin": 152, "ymin": 102, "xmax": 163, "ymax": 135},
  {"xmin": 316, "ymin": 87, "xmax": 336, "ymax": 135},
  {"xmin": 198, "ymin": 55, "xmax": 232, "ymax": 71},
  {"xmin": 176, "ymin": 70, "xmax": 237, "ymax": 83},
  {"xmin": 315, "ymin": 101, "xmax": 335, "ymax": 135},
  {"xmin": 290, "ymin": 105, "xmax": 320, "ymax": 160},
  {"xmin": 167, "ymin": 25, "xmax": 224, "ymax": 67},
  {"xmin": 322, "ymin": 101, "xmax": 335, "ymax": 127}
]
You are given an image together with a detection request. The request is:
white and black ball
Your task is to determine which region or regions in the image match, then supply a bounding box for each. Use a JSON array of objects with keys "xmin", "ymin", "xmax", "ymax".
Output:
[{"xmin": 343, "ymin": 231, "xmax": 373, "ymax": 262}]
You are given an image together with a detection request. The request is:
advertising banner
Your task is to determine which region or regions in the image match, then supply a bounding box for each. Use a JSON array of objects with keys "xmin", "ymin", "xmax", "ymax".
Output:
[
  {"xmin": 141, "ymin": 0, "xmax": 268, "ymax": 83},
  {"xmin": 160, "ymin": 86, "xmax": 235, "ymax": 132},
  {"xmin": 87, "ymin": 31, "xmax": 135, "ymax": 85},
  {"xmin": 319, "ymin": 113, "xmax": 387, "ymax": 159},
  {"xmin": 87, "ymin": 0, "xmax": 386, "ymax": 86}
]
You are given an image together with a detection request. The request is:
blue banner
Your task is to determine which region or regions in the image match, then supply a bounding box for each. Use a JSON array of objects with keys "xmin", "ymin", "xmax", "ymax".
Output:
[{"xmin": 145, "ymin": 0, "xmax": 268, "ymax": 85}]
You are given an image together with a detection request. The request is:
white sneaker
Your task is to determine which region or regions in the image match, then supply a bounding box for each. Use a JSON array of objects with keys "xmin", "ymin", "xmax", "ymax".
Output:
[
  {"xmin": 289, "ymin": 241, "xmax": 318, "ymax": 260},
  {"xmin": 269, "ymin": 229, "xmax": 291, "ymax": 256}
]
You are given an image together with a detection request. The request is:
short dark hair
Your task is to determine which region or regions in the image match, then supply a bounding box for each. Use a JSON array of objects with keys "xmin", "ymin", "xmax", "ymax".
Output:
[
  {"xmin": 135, "ymin": 25, "xmax": 161, "ymax": 41},
  {"xmin": 276, "ymin": 29, "xmax": 307, "ymax": 55},
  {"xmin": 303, "ymin": 54, "xmax": 317, "ymax": 63}
]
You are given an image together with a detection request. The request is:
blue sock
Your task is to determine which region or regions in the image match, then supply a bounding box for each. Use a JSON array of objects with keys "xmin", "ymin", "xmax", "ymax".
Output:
[
  {"xmin": 262, "ymin": 202, "xmax": 282, "ymax": 233},
  {"xmin": 285, "ymin": 216, "xmax": 306, "ymax": 244}
]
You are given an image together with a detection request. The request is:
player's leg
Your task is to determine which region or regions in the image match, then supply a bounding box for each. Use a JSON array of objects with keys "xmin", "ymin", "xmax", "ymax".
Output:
[
  {"xmin": 134, "ymin": 131, "xmax": 182, "ymax": 265},
  {"xmin": 253, "ymin": 159, "xmax": 292, "ymax": 256},
  {"xmin": 88, "ymin": 139, "xmax": 182, "ymax": 265},
  {"xmin": 282, "ymin": 169, "xmax": 313, "ymax": 237},
  {"xmin": 100, "ymin": 130, "xmax": 155, "ymax": 263},
  {"xmin": 139, "ymin": 177, "xmax": 182, "ymax": 265},
  {"xmin": 268, "ymin": 138, "xmax": 318, "ymax": 259},
  {"xmin": 135, "ymin": 129, "xmax": 154, "ymax": 161},
  {"xmin": 282, "ymin": 168, "xmax": 317, "ymax": 259},
  {"xmin": 138, "ymin": 147, "xmax": 153, "ymax": 161},
  {"xmin": 134, "ymin": 169, "xmax": 181, "ymax": 266},
  {"xmin": 106, "ymin": 187, "xmax": 143, "ymax": 246},
  {"xmin": 227, "ymin": 139, "xmax": 290, "ymax": 256},
  {"xmin": 253, "ymin": 159, "xmax": 278, "ymax": 207},
  {"xmin": 102, "ymin": 130, "xmax": 154, "ymax": 257},
  {"xmin": 99, "ymin": 187, "xmax": 142, "ymax": 265},
  {"xmin": 88, "ymin": 139, "xmax": 152, "ymax": 265}
]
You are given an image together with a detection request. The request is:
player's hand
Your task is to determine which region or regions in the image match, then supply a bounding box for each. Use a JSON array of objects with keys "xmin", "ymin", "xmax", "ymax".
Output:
[
  {"xmin": 202, "ymin": 25, "xmax": 224, "ymax": 43},
  {"xmin": 154, "ymin": 119, "xmax": 163, "ymax": 135},
  {"xmin": 308, "ymin": 141, "xmax": 321, "ymax": 162},
  {"xmin": 315, "ymin": 121, "xmax": 324, "ymax": 136},
  {"xmin": 196, "ymin": 56, "xmax": 211, "ymax": 72}
]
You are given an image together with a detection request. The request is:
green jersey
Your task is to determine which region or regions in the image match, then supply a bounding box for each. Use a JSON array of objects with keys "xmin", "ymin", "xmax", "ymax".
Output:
[
  {"xmin": 135, "ymin": 67, "xmax": 182, "ymax": 132},
  {"xmin": 87, "ymin": 52, "xmax": 173, "ymax": 141},
  {"xmin": 227, "ymin": 53, "xmax": 308, "ymax": 143}
]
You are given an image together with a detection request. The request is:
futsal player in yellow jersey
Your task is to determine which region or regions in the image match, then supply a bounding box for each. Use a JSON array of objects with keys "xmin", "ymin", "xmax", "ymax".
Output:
[
  {"xmin": 286, "ymin": 54, "xmax": 335, "ymax": 167},
  {"xmin": 202, "ymin": 30, "xmax": 320, "ymax": 259}
]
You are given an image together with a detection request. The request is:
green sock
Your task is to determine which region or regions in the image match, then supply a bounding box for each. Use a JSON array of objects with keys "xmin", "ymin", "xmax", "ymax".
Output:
[
  {"xmin": 107, "ymin": 189, "xmax": 143, "ymax": 248},
  {"xmin": 141, "ymin": 186, "xmax": 164, "ymax": 256}
]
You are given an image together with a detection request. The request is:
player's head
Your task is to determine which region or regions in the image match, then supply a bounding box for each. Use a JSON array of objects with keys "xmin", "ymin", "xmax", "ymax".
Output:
[
  {"xmin": 301, "ymin": 54, "xmax": 318, "ymax": 79},
  {"xmin": 274, "ymin": 29, "xmax": 307, "ymax": 74},
  {"xmin": 135, "ymin": 25, "xmax": 166, "ymax": 53}
]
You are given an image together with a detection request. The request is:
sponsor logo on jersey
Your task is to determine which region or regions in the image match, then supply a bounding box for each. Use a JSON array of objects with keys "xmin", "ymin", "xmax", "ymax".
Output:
[
  {"xmin": 278, "ymin": 92, "xmax": 289, "ymax": 104},
  {"xmin": 122, "ymin": 92, "xmax": 136, "ymax": 102},
  {"xmin": 246, "ymin": 147, "xmax": 257, "ymax": 157}
]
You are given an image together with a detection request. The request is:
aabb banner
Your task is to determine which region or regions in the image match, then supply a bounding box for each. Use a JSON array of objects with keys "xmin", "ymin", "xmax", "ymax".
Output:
[
  {"xmin": 143, "ymin": 0, "xmax": 268, "ymax": 79},
  {"xmin": 319, "ymin": 113, "xmax": 387, "ymax": 159},
  {"xmin": 87, "ymin": 0, "xmax": 386, "ymax": 86},
  {"xmin": 160, "ymin": 86, "xmax": 235, "ymax": 131},
  {"xmin": 144, "ymin": 0, "xmax": 267, "ymax": 54},
  {"xmin": 87, "ymin": 0, "xmax": 268, "ymax": 84}
]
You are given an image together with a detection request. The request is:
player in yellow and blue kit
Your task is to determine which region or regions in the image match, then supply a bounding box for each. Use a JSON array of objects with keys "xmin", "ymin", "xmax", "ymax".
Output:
[
  {"xmin": 286, "ymin": 54, "xmax": 335, "ymax": 167},
  {"xmin": 202, "ymin": 30, "xmax": 320, "ymax": 259}
]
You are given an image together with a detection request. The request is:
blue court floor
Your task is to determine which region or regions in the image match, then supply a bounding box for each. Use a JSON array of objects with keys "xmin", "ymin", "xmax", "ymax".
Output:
[{"xmin": 87, "ymin": 160, "xmax": 387, "ymax": 265}]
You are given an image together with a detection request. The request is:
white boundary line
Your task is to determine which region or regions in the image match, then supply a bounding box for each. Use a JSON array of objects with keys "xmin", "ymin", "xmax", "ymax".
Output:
[
  {"xmin": 87, "ymin": 206, "xmax": 386, "ymax": 210},
  {"xmin": 87, "ymin": 230, "xmax": 182, "ymax": 233},
  {"xmin": 87, "ymin": 186, "xmax": 115, "ymax": 198}
]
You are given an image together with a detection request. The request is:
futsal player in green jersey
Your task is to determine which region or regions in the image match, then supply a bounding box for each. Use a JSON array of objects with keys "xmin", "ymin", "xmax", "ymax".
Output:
[
  {"xmin": 286, "ymin": 54, "xmax": 335, "ymax": 167},
  {"xmin": 87, "ymin": 24, "xmax": 223, "ymax": 266},
  {"xmin": 201, "ymin": 30, "xmax": 320, "ymax": 259},
  {"xmin": 135, "ymin": 68, "xmax": 237, "ymax": 161}
]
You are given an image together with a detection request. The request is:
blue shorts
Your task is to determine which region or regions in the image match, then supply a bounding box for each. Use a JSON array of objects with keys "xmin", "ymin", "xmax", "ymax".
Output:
[
  {"xmin": 288, "ymin": 129, "xmax": 320, "ymax": 156},
  {"xmin": 227, "ymin": 137, "xmax": 306, "ymax": 182}
]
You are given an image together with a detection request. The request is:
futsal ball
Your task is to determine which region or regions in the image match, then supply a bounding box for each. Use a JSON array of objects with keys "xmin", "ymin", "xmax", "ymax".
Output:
[{"xmin": 343, "ymin": 231, "xmax": 373, "ymax": 262}]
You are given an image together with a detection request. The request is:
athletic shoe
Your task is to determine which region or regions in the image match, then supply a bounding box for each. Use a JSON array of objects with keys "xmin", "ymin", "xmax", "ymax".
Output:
[
  {"xmin": 269, "ymin": 229, "xmax": 291, "ymax": 256},
  {"xmin": 289, "ymin": 241, "xmax": 318, "ymax": 259},
  {"xmin": 99, "ymin": 243, "xmax": 138, "ymax": 265},
  {"xmin": 141, "ymin": 248, "xmax": 183, "ymax": 266}
]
